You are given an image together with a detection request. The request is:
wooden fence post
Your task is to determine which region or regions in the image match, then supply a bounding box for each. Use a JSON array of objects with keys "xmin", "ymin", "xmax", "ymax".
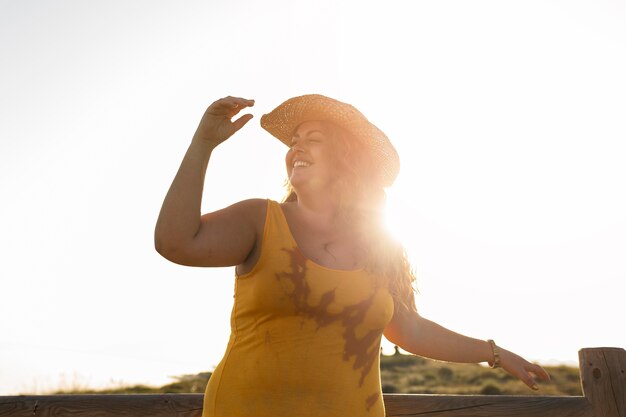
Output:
[{"xmin": 579, "ymin": 347, "xmax": 626, "ymax": 417}]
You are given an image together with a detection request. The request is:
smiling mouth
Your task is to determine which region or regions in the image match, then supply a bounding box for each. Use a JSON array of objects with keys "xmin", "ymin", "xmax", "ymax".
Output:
[{"xmin": 293, "ymin": 160, "xmax": 312, "ymax": 168}]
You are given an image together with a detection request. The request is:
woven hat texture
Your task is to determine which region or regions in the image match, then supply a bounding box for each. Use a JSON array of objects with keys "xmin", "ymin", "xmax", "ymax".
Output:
[{"xmin": 260, "ymin": 94, "xmax": 400, "ymax": 187}]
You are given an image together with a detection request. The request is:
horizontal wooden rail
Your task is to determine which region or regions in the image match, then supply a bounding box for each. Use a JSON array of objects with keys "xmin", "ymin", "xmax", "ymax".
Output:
[
  {"xmin": 0, "ymin": 394, "xmax": 593, "ymax": 417},
  {"xmin": 0, "ymin": 347, "xmax": 623, "ymax": 416},
  {"xmin": 384, "ymin": 395, "xmax": 592, "ymax": 416}
]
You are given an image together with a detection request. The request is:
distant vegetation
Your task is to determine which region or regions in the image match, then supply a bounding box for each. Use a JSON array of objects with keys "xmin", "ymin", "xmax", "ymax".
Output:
[
  {"xmin": 49, "ymin": 352, "xmax": 582, "ymax": 396},
  {"xmin": 378, "ymin": 351, "xmax": 582, "ymax": 396}
]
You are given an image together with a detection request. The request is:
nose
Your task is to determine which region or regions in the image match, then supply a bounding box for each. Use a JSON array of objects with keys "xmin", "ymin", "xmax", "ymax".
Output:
[{"xmin": 290, "ymin": 141, "xmax": 307, "ymax": 154}]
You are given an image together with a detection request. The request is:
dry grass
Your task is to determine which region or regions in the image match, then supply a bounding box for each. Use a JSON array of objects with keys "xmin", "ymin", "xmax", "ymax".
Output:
[
  {"xmin": 50, "ymin": 354, "xmax": 581, "ymax": 396},
  {"xmin": 380, "ymin": 353, "xmax": 582, "ymax": 396}
]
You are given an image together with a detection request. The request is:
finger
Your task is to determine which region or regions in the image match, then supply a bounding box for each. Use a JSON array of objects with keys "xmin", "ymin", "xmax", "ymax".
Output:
[
  {"xmin": 232, "ymin": 113, "xmax": 254, "ymax": 132},
  {"xmin": 528, "ymin": 363, "xmax": 551, "ymax": 382},
  {"xmin": 223, "ymin": 96, "xmax": 255, "ymax": 108},
  {"xmin": 520, "ymin": 371, "xmax": 539, "ymax": 391},
  {"xmin": 225, "ymin": 99, "xmax": 255, "ymax": 119},
  {"xmin": 229, "ymin": 100, "xmax": 254, "ymax": 116},
  {"xmin": 209, "ymin": 97, "xmax": 254, "ymax": 114},
  {"xmin": 206, "ymin": 101, "xmax": 233, "ymax": 116},
  {"xmin": 233, "ymin": 97, "xmax": 255, "ymax": 106}
]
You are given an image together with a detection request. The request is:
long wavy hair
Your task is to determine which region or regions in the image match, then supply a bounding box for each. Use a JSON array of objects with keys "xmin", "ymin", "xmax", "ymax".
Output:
[{"xmin": 282, "ymin": 121, "xmax": 417, "ymax": 313}]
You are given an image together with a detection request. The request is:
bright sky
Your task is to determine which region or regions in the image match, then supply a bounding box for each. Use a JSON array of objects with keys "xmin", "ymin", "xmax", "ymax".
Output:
[{"xmin": 1, "ymin": 0, "xmax": 625, "ymax": 395}]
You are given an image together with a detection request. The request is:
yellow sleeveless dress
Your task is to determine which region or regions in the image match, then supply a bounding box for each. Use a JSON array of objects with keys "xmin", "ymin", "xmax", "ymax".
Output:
[{"xmin": 202, "ymin": 200, "xmax": 395, "ymax": 417}]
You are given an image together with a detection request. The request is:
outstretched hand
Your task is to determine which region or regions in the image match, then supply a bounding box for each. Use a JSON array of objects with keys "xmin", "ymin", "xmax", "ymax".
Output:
[
  {"xmin": 193, "ymin": 96, "xmax": 255, "ymax": 148},
  {"xmin": 499, "ymin": 347, "xmax": 551, "ymax": 390}
]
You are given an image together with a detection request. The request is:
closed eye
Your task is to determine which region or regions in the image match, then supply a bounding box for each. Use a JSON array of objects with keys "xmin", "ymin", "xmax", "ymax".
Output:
[
  {"xmin": 290, "ymin": 129, "xmax": 326, "ymax": 147},
  {"xmin": 306, "ymin": 133, "xmax": 325, "ymax": 143}
]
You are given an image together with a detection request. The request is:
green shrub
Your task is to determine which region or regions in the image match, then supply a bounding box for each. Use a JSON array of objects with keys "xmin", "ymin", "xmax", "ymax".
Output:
[
  {"xmin": 480, "ymin": 384, "xmax": 502, "ymax": 395},
  {"xmin": 437, "ymin": 366, "xmax": 454, "ymax": 381},
  {"xmin": 382, "ymin": 383, "xmax": 398, "ymax": 393}
]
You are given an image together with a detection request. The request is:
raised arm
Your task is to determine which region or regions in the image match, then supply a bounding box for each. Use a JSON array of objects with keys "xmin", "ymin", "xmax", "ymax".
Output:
[
  {"xmin": 384, "ymin": 307, "xmax": 551, "ymax": 390},
  {"xmin": 154, "ymin": 96, "xmax": 261, "ymax": 267}
]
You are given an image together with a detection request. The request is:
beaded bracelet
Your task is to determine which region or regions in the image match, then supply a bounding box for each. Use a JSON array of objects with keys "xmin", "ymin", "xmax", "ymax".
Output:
[{"xmin": 487, "ymin": 339, "xmax": 501, "ymax": 369}]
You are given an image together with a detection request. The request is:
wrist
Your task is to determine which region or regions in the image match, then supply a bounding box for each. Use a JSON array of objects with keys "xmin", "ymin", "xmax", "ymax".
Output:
[
  {"xmin": 486, "ymin": 339, "xmax": 501, "ymax": 368},
  {"xmin": 190, "ymin": 135, "xmax": 219, "ymax": 152}
]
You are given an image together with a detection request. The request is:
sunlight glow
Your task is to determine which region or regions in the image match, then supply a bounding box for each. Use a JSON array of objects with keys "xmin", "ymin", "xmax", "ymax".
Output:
[
  {"xmin": 383, "ymin": 189, "xmax": 411, "ymax": 244},
  {"xmin": 2, "ymin": 0, "xmax": 625, "ymax": 395}
]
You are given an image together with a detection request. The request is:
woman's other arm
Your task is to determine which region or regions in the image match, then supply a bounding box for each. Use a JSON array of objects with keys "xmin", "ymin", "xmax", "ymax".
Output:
[
  {"xmin": 154, "ymin": 96, "xmax": 260, "ymax": 267},
  {"xmin": 384, "ymin": 308, "xmax": 551, "ymax": 390}
]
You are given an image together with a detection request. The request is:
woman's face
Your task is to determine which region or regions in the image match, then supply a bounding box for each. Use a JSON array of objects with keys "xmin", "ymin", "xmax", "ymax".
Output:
[{"xmin": 285, "ymin": 121, "xmax": 339, "ymax": 193}]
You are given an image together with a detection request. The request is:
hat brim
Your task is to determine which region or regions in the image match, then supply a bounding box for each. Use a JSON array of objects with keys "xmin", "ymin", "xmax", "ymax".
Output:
[{"xmin": 260, "ymin": 94, "xmax": 399, "ymax": 187}]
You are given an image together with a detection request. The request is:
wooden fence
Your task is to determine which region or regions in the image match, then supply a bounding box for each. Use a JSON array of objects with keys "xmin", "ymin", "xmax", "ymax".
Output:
[{"xmin": 1, "ymin": 347, "xmax": 624, "ymax": 417}]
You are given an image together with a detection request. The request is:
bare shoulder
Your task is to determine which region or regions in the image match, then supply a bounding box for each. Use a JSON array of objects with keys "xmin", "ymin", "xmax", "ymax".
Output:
[
  {"xmin": 199, "ymin": 197, "xmax": 269, "ymax": 247},
  {"xmin": 166, "ymin": 198, "xmax": 269, "ymax": 268},
  {"xmin": 232, "ymin": 198, "xmax": 269, "ymax": 239},
  {"xmin": 214, "ymin": 198, "xmax": 268, "ymax": 225}
]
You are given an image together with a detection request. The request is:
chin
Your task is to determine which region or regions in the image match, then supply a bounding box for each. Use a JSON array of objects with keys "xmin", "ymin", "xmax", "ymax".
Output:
[{"xmin": 288, "ymin": 176, "xmax": 304, "ymax": 190}]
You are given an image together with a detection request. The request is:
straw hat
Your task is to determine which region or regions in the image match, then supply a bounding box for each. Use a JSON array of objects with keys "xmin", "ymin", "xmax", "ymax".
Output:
[{"xmin": 260, "ymin": 94, "xmax": 400, "ymax": 187}]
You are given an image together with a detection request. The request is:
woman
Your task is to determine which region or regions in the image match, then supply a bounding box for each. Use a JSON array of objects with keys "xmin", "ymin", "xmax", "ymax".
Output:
[{"xmin": 154, "ymin": 95, "xmax": 550, "ymax": 417}]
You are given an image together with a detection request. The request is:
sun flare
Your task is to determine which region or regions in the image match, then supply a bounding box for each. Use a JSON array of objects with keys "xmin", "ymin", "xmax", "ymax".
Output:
[{"xmin": 383, "ymin": 189, "xmax": 411, "ymax": 243}]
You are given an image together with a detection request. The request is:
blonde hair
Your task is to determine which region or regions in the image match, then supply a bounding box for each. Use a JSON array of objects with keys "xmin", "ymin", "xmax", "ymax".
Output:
[{"xmin": 282, "ymin": 122, "xmax": 417, "ymax": 313}]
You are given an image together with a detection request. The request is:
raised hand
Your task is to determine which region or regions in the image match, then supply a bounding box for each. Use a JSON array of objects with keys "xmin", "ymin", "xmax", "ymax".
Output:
[{"xmin": 192, "ymin": 96, "xmax": 255, "ymax": 148}]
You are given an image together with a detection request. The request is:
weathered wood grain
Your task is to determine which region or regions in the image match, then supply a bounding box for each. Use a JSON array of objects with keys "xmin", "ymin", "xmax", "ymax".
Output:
[
  {"xmin": 0, "ymin": 394, "xmax": 203, "ymax": 417},
  {"xmin": 579, "ymin": 347, "xmax": 626, "ymax": 417},
  {"xmin": 0, "ymin": 394, "xmax": 593, "ymax": 417},
  {"xmin": 384, "ymin": 394, "xmax": 592, "ymax": 417}
]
